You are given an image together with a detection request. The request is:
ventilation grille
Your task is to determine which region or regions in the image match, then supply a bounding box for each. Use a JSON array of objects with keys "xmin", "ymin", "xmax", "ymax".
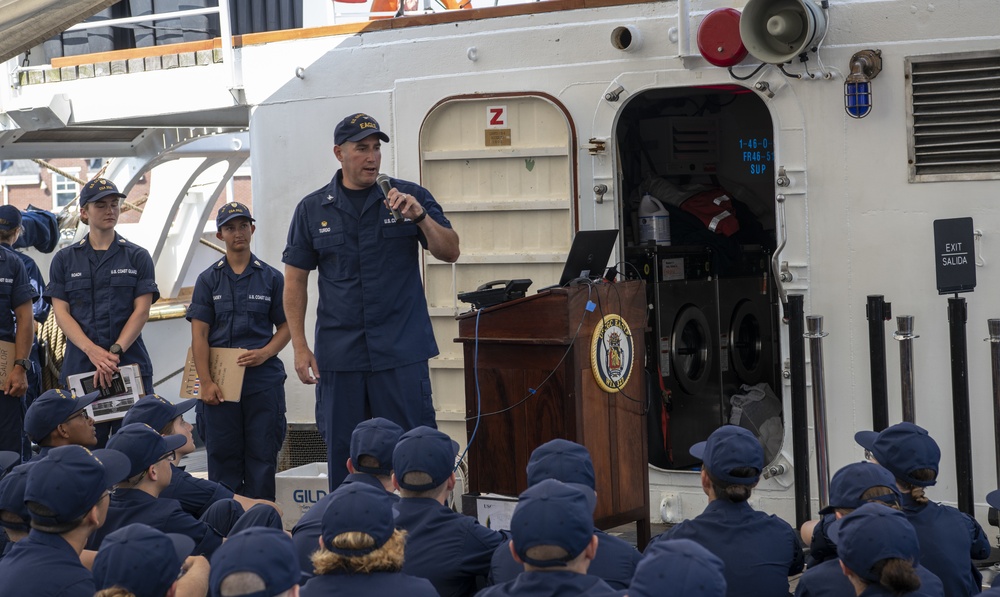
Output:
[
  {"xmin": 277, "ymin": 423, "xmax": 327, "ymax": 472},
  {"xmin": 907, "ymin": 51, "xmax": 1000, "ymax": 182},
  {"xmin": 667, "ymin": 117, "xmax": 719, "ymax": 175}
]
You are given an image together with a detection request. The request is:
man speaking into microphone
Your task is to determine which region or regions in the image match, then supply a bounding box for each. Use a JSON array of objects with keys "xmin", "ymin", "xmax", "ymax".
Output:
[{"xmin": 283, "ymin": 113, "xmax": 460, "ymax": 489}]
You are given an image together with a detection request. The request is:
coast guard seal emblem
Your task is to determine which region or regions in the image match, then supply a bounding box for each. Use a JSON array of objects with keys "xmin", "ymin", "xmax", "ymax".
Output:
[{"xmin": 590, "ymin": 314, "xmax": 633, "ymax": 393}]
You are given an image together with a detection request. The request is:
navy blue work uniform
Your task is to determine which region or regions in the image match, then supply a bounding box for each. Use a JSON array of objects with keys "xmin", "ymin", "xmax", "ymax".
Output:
[
  {"xmin": 901, "ymin": 494, "xmax": 989, "ymax": 597},
  {"xmin": 0, "ymin": 246, "xmax": 36, "ymax": 454},
  {"xmin": 291, "ymin": 472, "xmax": 398, "ymax": 577},
  {"xmin": 86, "ymin": 487, "xmax": 224, "ymax": 557},
  {"xmin": 186, "ymin": 253, "xmax": 286, "ymax": 500},
  {"xmin": 282, "ymin": 172, "xmax": 449, "ymax": 489},
  {"xmin": 301, "ymin": 570, "xmax": 438, "ymax": 596},
  {"xmin": 649, "ymin": 499, "xmax": 804, "ymax": 597},
  {"xmin": 0, "ymin": 529, "xmax": 96, "ymax": 597},
  {"xmin": 794, "ymin": 557, "xmax": 944, "ymax": 597},
  {"xmin": 489, "ymin": 527, "xmax": 639, "ymax": 590},
  {"xmin": 805, "ymin": 513, "xmax": 838, "ymax": 567},
  {"xmin": 161, "ymin": 463, "xmax": 236, "ymax": 517},
  {"xmin": 14, "ymin": 250, "xmax": 48, "ymax": 461},
  {"xmin": 395, "ymin": 497, "xmax": 506, "ymax": 597},
  {"xmin": 45, "ymin": 233, "xmax": 158, "ymax": 446},
  {"xmin": 477, "ymin": 570, "xmax": 621, "ymax": 597}
]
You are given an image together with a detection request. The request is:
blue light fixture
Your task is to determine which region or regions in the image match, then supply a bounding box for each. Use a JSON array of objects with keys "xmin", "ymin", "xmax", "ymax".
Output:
[{"xmin": 845, "ymin": 49, "xmax": 882, "ymax": 119}]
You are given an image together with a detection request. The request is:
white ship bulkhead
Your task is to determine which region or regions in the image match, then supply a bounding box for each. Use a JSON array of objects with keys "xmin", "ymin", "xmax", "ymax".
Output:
[{"xmin": 2, "ymin": 0, "xmax": 1000, "ymax": 533}]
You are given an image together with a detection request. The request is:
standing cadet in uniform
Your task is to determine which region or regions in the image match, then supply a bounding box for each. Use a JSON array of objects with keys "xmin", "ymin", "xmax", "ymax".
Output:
[
  {"xmin": 0, "ymin": 444, "xmax": 130, "ymax": 597},
  {"xmin": 45, "ymin": 177, "xmax": 159, "ymax": 447},
  {"xmin": 488, "ymin": 439, "xmax": 640, "ymax": 590},
  {"xmin": 300, "ymin": 483, "xmax": 437, "ymax": 596},
  {"xmin": 283, "ymin": 112, "xmax": 460, "ymax": 489},
  {"xmin": 477, "ymin": 479, "xmax": 619, "ymax": 597},
  {"xmin": 291, "ymin": 416, "xmax": 402, "ymax": 576},
  {"xmin": 187, "ymin": 202, "xmax": 289, "ymax": 500},
  {"xmin": 392, "ymin": 426, "xmax": 505, "ymax": 596},
  {"xmin": 0, "ymin": 205, "xmax": 37, "ymax": 455},
  {"xmin": 855, "ymin": 422, "xmax": 989, "ymax": 597},
  {"xmin": 647, "ymin": 425, "xmax": 804, "ymax": 597}
]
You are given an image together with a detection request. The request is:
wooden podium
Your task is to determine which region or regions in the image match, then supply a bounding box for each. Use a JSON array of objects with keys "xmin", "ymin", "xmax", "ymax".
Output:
[{"xmin": 456, "ymin": 280, "xmax": 650, "ymax": 546}]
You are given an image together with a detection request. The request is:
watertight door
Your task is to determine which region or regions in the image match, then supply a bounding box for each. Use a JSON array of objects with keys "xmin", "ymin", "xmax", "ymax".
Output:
[{"xmin": 419, "ymin": 96, "xmax": 574, "ymax": 437}]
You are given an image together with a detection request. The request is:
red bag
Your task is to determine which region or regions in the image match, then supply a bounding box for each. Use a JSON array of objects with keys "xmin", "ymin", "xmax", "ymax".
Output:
[{"xmin": 680, "ymin": 189, "xmax": 740, "ymax": 236}]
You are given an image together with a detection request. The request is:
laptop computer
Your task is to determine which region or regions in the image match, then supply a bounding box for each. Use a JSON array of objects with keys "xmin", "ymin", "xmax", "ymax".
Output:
[{"xmin": 558, "ymin": 229, "xmax": 619, "ymax": 286}]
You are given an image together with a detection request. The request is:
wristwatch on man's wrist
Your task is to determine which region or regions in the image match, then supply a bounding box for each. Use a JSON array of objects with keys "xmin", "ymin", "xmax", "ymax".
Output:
[
  {"xmin": 13, "ymin": 358, "xmax": 30, "ymax": 371},
  {"xmin": 109, "ymin": 343, "xmax": 123, "ymax": 356}
]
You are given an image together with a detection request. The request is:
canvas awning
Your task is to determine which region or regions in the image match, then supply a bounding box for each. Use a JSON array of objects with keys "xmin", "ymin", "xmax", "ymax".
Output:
[{"xmin": 0, "ymin": 0, "xmax": 117, "ymax": 63}]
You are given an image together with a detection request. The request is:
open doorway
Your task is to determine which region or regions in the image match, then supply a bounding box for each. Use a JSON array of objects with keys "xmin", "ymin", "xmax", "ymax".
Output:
[{"xmin": 616, "ymin": 86, "xmax": 783, "ymax": 471}]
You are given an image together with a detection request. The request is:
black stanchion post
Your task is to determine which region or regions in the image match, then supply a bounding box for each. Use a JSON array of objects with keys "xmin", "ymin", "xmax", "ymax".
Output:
[
  {"xmin": 867, "ymin": 295, "xmax": 891, "ymax": 432},
  {"xmin": 948, "ymin": 297, "xmax": 973, "ymax": 515},
  {"xmin": 786, "ymin": 294, "xmax": 811, "ymax": 527}
]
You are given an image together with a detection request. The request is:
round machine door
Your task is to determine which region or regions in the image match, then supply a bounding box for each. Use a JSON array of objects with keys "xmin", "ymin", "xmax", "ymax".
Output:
[
  {"xmin": 670, "ymin": 304, "xmax": 714, "ymax": 394},
  {"xmin": 729, "ymin": 298, "xmax": 763, "ymax": 384}
]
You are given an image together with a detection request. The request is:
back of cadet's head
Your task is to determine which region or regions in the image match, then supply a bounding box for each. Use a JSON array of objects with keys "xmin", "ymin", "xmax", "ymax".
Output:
[
  {"xmin": 511, "ymin": 479, "xmax": 596, "ymax": 569},
  {"xmin": 392, "ymin": 426, "xmax": 459, "ymax": 496},
  {"xmin": 820, "ymin": 462, "xmax": 902, "ymax": 516},
  {"xmin": 210, "ymin": 527, "xmax": 300, "ymax": 597},
  {"xmin": 691, "ymin": 425, "xmax": 763, "ymax": 502},
  {"xmin": 855, "ymin": 422, "xmax": 939, "ymax": 505},
  {"xmin": 93, "ymin": 523, "xmax": 195, "ymax": 597},
  {"xmin": 313, "ymin": 483, "xmax": 406, "ymax": 575},
  {"xmin": 630, "ymin": 539, "xmax": 727, "ymax": 597},
  {"xmin": 829, "ymin": 503, "xmax": 921, "ymax": 594},
  {"xmin": 350, "ymin": 418, "xmax": 403, "ymax": 478}
]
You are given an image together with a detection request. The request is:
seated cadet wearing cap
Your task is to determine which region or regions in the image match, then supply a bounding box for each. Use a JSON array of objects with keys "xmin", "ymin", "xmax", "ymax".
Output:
[
  {"xmin": 210, "ymin": 527, "xmax": 301, "ymax": 597},
  {"xmin": 24, "ymin": 388, "xmax": 101, "ymax": 459},
  {"xmin": 87, "ymin": 422, "xmax": 226, "ymax": 557},
  {"xmin": 488, "ymin": 439, "xmax": 640, "ymax": 590},
  {"xmin": 93, "ymin": 523, "xmax": 208, "ymax": 597},
  {"xmin": 828, "ymin": 503, "xmax": 937, "ymax": 597},
  {"xmin": 628, "ymin": 538, "xmax": 727, "ymax": 597},
  {"xmin": 0, "ymin": 444, "xmax": 130, "ymax": 597},
  {"xmin": 392, "ymin": 426, "xmax": 506, "ymax": 596},
  {"xmin": 795, "ymin": 462, "xmax": 943, "ymax": 597},
  {"xmin": 478, "ymin": 478, "xmax": 619, "ymax": 597},
  {"xmin": 0, "ymin": 459, "xmax": 33, "ymax": 558},
  {"xmin": 855, "ymin": 422, "xmax": 989, "ymax": 597},
  {"xmin": 647, "ymin": 425, "xmax": 804, "ymax": 597},
  {"xmin": 123, "ymin": 394, "xmax": 280, "ymax": 518},
  {"xmin": 292, "ymin": 417, "xmax": 403, "ymax": 577},
  {"xmin": 300, "ymin": 483, "xmax": 437, "ymax": 596}
]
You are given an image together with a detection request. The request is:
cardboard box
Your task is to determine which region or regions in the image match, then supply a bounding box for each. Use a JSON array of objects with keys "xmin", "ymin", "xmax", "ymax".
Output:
[
  {"xmin": 180, "ymin": 347, "xmax": 247, "ymax": 402},
  {"xmin": 275, "ymin": 462, "xmax": 329, "ymax": 530},
  {"xmin": 67, "ymin": 364, "xmax": 145, "ymax": 423},
  {"xmin": 461, "ymin": 493, "xmax": 519, "ymax": 531}
]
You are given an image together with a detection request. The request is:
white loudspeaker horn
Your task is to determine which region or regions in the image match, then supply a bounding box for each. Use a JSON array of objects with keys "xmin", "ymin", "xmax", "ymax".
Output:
[{"xmin": 739, "ymin": 0, "xmax": 827, "ymax": 64}]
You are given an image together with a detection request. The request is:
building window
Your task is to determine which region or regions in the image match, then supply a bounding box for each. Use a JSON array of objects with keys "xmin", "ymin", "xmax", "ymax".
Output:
[{"xmin": 53, "ymin": 173, "xmax": 79, "ymax": 208}]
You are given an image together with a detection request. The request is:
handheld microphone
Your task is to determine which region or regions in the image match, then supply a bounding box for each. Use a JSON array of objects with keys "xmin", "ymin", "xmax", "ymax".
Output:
[{"xmin": 376, "ymin": 173, "xmax": 403, "ymax": 223}]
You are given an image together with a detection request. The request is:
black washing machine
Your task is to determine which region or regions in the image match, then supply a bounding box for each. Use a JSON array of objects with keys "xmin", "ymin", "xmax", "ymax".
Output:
[
  {"xmin": 650, "ymin": 277, "xmax": 723, "ymax": 469},
  {"xmin": 718, "ymin": 274, "xmax": 778, "ymax": 400}
]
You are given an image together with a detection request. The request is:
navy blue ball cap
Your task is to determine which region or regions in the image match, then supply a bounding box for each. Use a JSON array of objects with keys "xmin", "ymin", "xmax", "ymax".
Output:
[
  {"xmin": 321, "ymin": 483, "xmax": 395, "ymax": 556},
  {"xmin": 210, "ymin": 527, "xmax": 300, "ymax": 597},
  {"xmin": 350, "ymin": 417, "xmax": 403, "ymax": 476},
  {"xmin": 690, "ymin": 425, "xmax": 764, "ymax": 486},
  {"xmin": 0, "ymin": 450, "xmax": 20, "ymax": 476},
  {"xmin": 122, "ymin": 394, "xmax": 197, "ymax": 432},
  {"xmin": 511, "ymin": 479, "xmax": 595, "ymax": 568},
  {"xmin": 25, "ymin": 445, "xmax": 130, "ymax": 525},
  {"xmin": 80, "ymin": 177, "xmax": 126, "ymax": 208},
  {"xmin": 94, "ymin": 523, "xmax": 195, "ymax": 597},
  {"xmin": 24, "ymin": 388, "xmax": 101, "ymax": 443},
  {"xmin": 392, "ymin": 426, "xmax": 459, "ymax": 491},
  {"xmin": 216, "ymin": 201, "xmax": 255, "ymax": 229},
  {"xmin": 820, "ymin": 462, "xmax": 901, "ymax": 515},
  {"xmin": 630, "ymin": 538, "xmax": 727, "ymax": 597},
  {"xmin": 987, "ymin": 489, "xmax": 1000, "ymax": 510},
  {"xmin": 0, "ymin": 461, "xmax": 35, "ymax": 524},
  {"xmin": 334, "ymin": 113, "xmax": 390, "ymax": 145},
  {"xmin": 107, "ymin": 423, "xmax": 187, "ymax": 479},
  {"xmin": 827, "ymin": 502, "xmax": 920, "ymax": 584},
  {"xmin": 526, "ymin": 439, "xmax": 596, "ymax": 490},
  {"xmin": 854, "ymin": 422, "xmax": 940, "ymax": 487},
  {"xmin": 0, "ymin": 205, "xmax": 21, "ymax": 232}
]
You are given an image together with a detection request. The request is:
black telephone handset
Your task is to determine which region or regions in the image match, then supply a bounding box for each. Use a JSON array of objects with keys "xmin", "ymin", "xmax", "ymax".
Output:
[
  {"xmin": 458, "ymin": 279, "xmax": 533, "ymax": 309},
  {"xmin": 477, "ymin": 279, "xmax": 511, "ymax": 291}
]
